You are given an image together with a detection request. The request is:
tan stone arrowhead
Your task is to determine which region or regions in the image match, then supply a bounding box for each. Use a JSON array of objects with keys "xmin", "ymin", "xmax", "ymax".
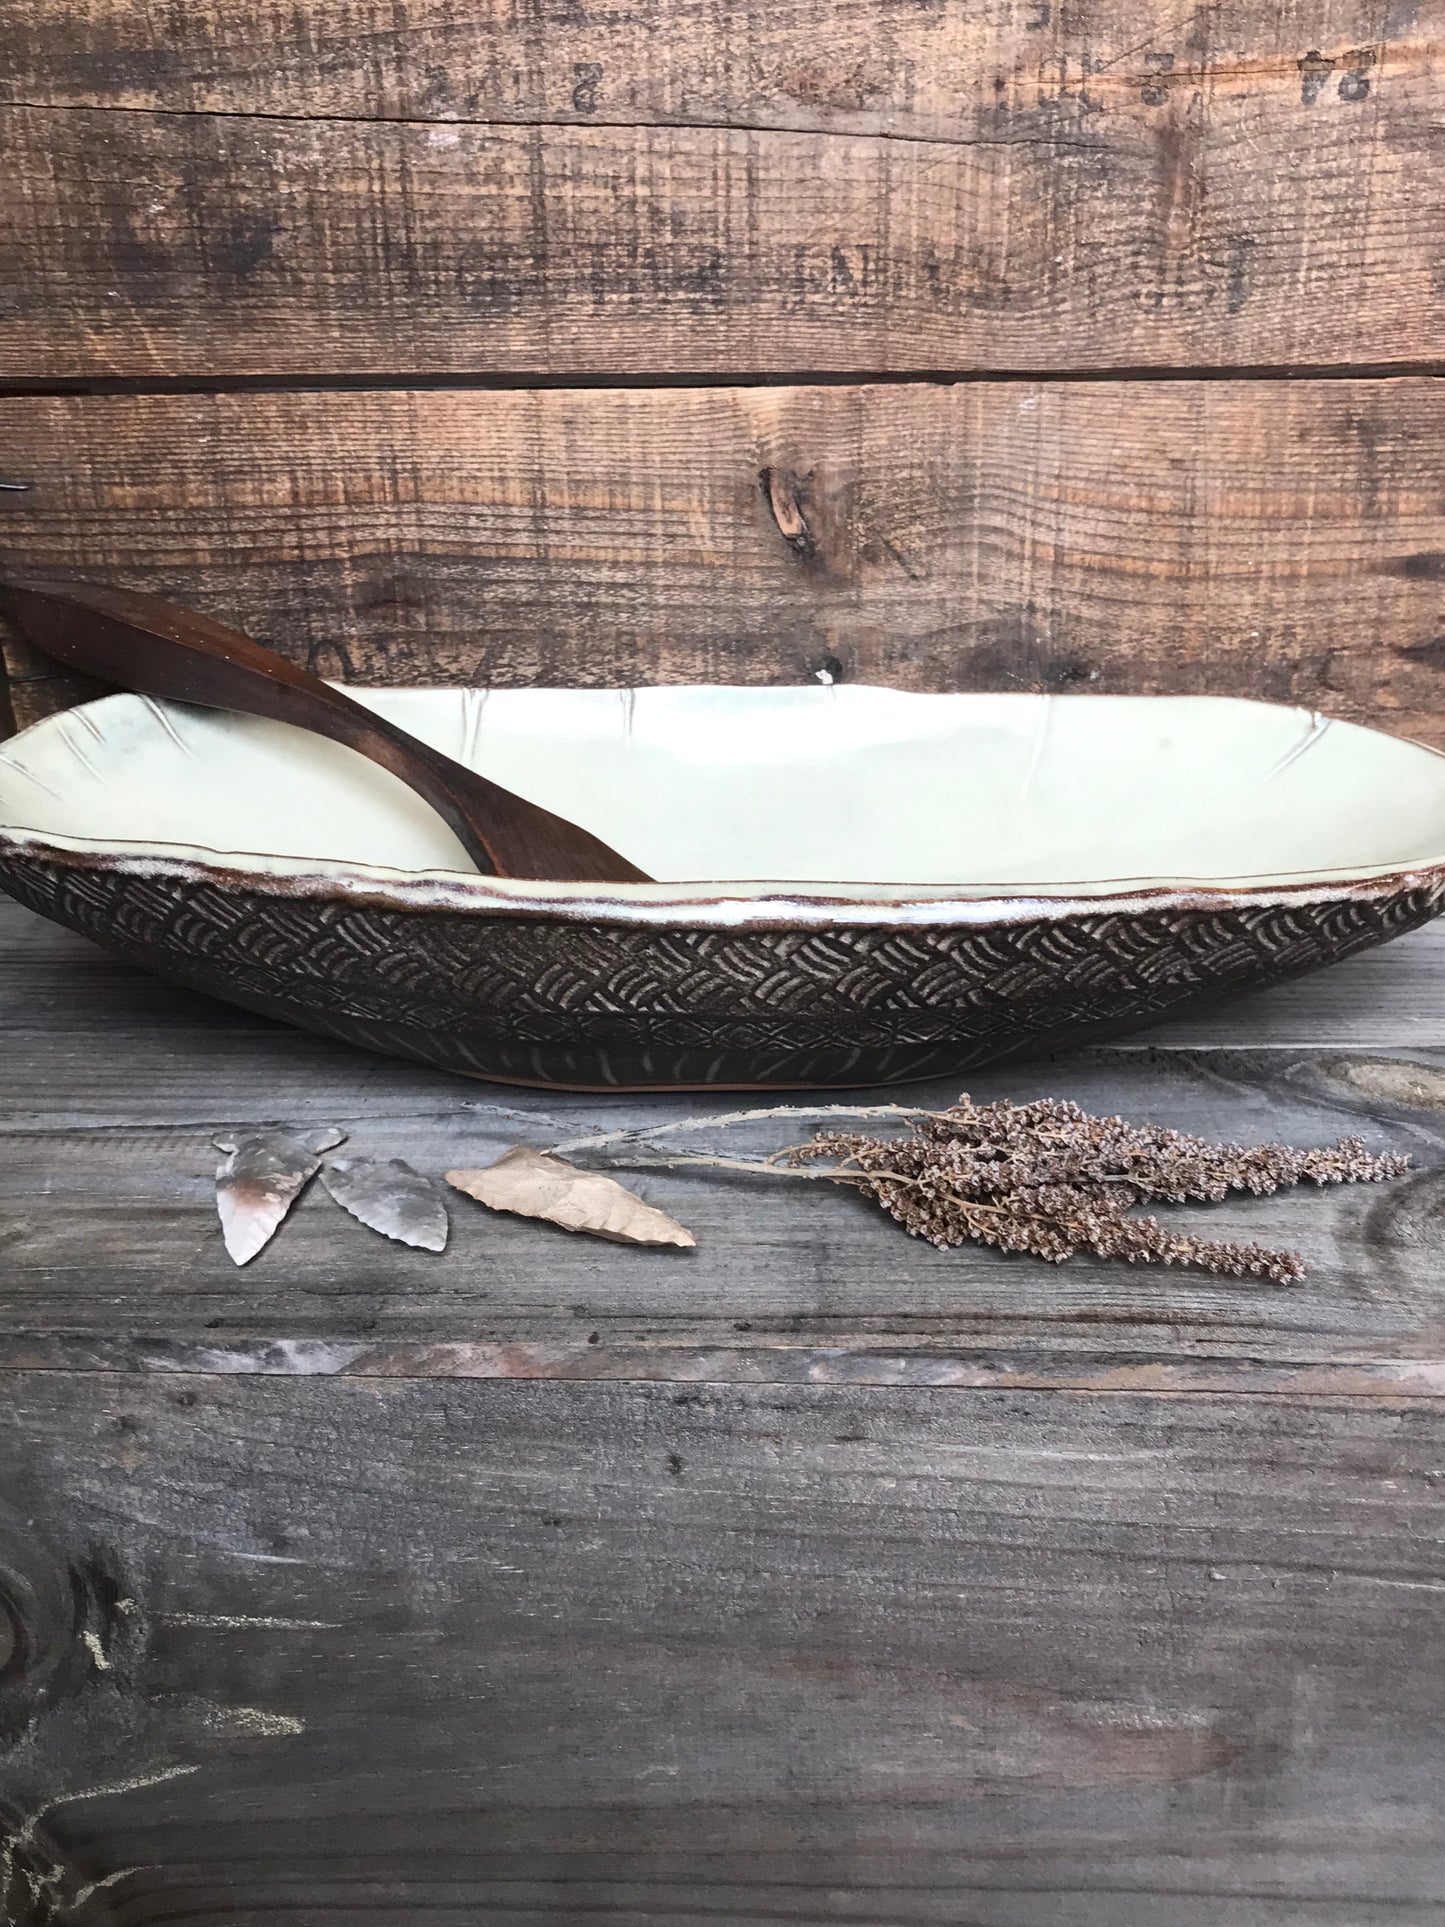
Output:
[{"xmin": 446, "ymin": 1148, "xmax": 695, "ymax": 1248}]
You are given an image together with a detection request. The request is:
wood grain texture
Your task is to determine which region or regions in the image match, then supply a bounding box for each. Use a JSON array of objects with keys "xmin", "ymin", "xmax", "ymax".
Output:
[
  {"xmin": 4, "ymin": 1374, "xmax": 1445, "ymax": 1923},
  {"xmin": 0, "ymin": 0, "xmax": 1417, "ymax": 134},
  {"xmin": 4, "ymin": 894, "xmax": 1445, "ymax": 1386},
  {"xmin": 4, "ymin": 379, "xmax": 1445, "ymax": 740},
  {"xmin": 0, "ymin": 5, "xmax": 1440, "ymax": 383}
]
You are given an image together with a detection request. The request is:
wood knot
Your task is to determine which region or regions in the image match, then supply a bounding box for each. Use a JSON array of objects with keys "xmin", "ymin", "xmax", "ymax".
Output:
[
  {"xmin": 0, "ymin": 1523, "xmax": 133, "ymax": 1739},
  {"xmin": 1330, "ymin": 1059, "xmax": 1445, "ymax": 1111},
  {"xmin": 1358, "ymin": 1168, "xmax": 1445, "ymax": 1268},
  {"xmin": 760, "ymin": 466, "xmax": 815, "ymax": 558}
]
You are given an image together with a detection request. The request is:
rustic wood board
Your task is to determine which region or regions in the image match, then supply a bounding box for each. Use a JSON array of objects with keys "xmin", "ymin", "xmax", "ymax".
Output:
[
  {"xmin": 0, "ymin": 0, "xmax": 1415, "ymax": 135},
  {"xmin": 3, "ymin": 1374, "xmax": 1445, "ymax": 1924},
  {"xmin": 4, "ymin": 894, "xmax": 1445, "ymax": 1389},
  {"xmin": 0, "ymin": 17, "xmax": 1439, "ymax": 382},
  {"xmin": 4, "ymin": 379, "xmax": 1445, "ymax": 740}
]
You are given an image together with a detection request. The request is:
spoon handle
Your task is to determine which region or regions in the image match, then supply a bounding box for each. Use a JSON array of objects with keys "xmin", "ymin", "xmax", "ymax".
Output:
[{"xmin": 0, "ymin": 579, "xmax": 651, "ymax": 884}]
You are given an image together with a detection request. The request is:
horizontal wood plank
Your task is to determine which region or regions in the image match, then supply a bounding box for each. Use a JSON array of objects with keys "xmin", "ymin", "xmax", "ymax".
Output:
[
  {"xmin": 4, "ymin": 1374, "xmax": 1445, "ymax": 1921},
  {"xmin": 3, "ymin": 379, "xmax": 1445, "ymax": 741},
  {"xmin": 0, "ymin": 38, "xmax": 1438, "ymax": 380},
  {"xmin": 4, "ymin": 895, "xmax": 1445, "ymax": 1383},
  {"xmin": 0, "ymin": 0, "xmax": 1416, "ymax": 136}
]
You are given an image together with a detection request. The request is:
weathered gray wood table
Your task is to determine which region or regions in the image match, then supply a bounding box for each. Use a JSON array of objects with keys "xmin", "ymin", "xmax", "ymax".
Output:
[{"xmin": 4, "ymin": 887, "xmax": 1445, "ymax": 1924}]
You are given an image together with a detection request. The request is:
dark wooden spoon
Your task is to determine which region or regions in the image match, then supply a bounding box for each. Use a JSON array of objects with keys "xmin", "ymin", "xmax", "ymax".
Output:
[{"xmin": 0, "ymin": 578, "xmax": 651, "ymax": 883}]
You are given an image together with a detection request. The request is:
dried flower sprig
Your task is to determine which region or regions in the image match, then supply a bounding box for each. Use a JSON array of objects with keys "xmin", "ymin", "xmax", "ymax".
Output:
[
  {"xmin": 556, "ymin": 1095, "xmax": 1411, "ymax": 1283},
  {"xmin": 786, "ymin": 1097, "xmax": 1410, "ymax": 1282}
]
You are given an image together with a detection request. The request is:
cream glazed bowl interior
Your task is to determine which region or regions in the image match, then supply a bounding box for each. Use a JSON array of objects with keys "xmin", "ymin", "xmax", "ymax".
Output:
[{"xmin": 2, "ymin": 684, "xmax": 1444, "ymax": 1089}]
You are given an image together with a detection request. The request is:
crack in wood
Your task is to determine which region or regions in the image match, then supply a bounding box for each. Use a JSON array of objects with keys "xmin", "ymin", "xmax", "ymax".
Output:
[{"xmin": 0, "ymin": 95, "xmax": 1110, "ymax": 157}]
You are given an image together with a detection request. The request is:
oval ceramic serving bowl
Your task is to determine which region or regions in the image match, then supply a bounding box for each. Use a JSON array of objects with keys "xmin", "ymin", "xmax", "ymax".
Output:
[{"xmin": 2, "ymin": 685, "xmax": 1445, "ymax": 1090}]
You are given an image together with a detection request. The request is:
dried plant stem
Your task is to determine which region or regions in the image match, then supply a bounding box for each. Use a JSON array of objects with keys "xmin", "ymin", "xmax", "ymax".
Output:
[
  {"xmin": 597, "ymin": 1151, "xmax": 1211, "ymax": 1231},
  {"xmin": 605, "ymin": 1151, "xmax": 852, "ymax": 1179},
  {"xmin": 601, "ymin": 1150, "xmax": 917, "ymax": 1185},
  {"xmin": 548, "ymin": 1103, "xmax": 927, "ymax": 1159}
]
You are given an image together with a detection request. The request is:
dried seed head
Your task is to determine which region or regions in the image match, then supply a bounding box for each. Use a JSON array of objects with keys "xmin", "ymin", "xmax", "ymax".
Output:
[{"xmin": 787, "ymin": 1096, "xmax": 1408, "ymax": 1282}]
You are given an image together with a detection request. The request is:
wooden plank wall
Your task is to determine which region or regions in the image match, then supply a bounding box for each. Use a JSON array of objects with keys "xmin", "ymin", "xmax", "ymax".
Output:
[{"xmin": 0, "ymin": 0, "xmax": 1442, "ymax": 733}]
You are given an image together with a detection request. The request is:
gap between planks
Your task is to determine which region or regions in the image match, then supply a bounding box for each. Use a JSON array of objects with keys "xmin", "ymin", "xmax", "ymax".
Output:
[{"xmin": 1, "ymin": 365, "xmax": 1443, "ymax": 400}]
